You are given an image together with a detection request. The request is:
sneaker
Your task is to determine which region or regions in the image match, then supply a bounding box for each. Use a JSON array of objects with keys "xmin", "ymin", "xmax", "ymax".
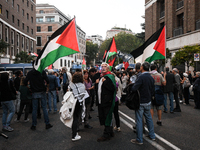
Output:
[
  {"xmin": 163, "ymin": 110, "xmax": 167, "ymax": 113},
  {"xmin": 2, "ymin": 126, "xmax": 8, "ymax": 132},
  {"xmin": 6, "ymin": 126, "xmax": 14, "ymax": 132},
  {"xmin": 31, "ymin": 126, "xmax": 36, "ymax": 131},
  {"xmin": 170, "ymin": 111, "xmax": 174, "ymax": 113},
  {"xmin": 157, "ymin": 121, "xmax": 162, "ymax": 126},
  {"xmin": 174, "ymin": 108, "xmax": 181, "ymax": 112},
  {"xmin": 146, "ymin": 135, "xmax": 156, "ymax": 141},
  {"xmin": 130, "ymin": 139, "xmax": 143, "ymax": 145},
  {"xmin": 114, "ymin": 126, "xmax": 121, "ymax": 132},
  {"xmin": 46, "ymin": 124, "xmax": 53, "ymax": 129},
  {"xmin": 14, "ymin": 118, "xmax": 20, "ymax": 122},
  {"xmin": 72, "ymin": 134, "xmax": 81, "ymax": 141},
  {"xmin": 24, "ymin": 118, "xmax": 30, "ymax": 122},
  {"xmin": 84, "ymin": 124, "xmax": 93, "ymax": 129}
]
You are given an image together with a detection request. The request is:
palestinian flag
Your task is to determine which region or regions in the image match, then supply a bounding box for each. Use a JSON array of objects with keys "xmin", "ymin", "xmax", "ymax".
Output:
[
  {"xmin": 34, "ymin": 18, "xmax": 80, "ymax": 73},
  {"xmin": 130, "ymin": 26, "xmax": 165, "ymax": 63},
  {"xmin": 105, "ymin": 37, "xmax": 117, "ymax": 63},
  {"xmin": 123, "ymin": 61, "xmax": 129, "ymax": 70},
  {"xmin": 29, "ymin": 52, "xmax": 38, "ymax": 57},
  {"xmin": 102, "ymin": 50, "xmax": 107, "ymax": 62},
  {"xmin": 82, "ymin": 57, "xmax": 86, "ymax": 69}
]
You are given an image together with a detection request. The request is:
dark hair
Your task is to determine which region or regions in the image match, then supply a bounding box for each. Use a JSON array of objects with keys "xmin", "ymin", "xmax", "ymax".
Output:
[
  {"xmin": 15, "ymin": 70, "xmax": 22, "ymax": 76},
  {"xmin": 89, "ymin": 68, "xmax": 96, "ymax": 73},
  {"xmin": 72, "ymin": 72, "xmax": 83, "ymax": 83},
  {"xmin": 165, "ymin": 67, "xmax": 169, "ymax": 72},
  {"xmin": 135, "ymin": 63, "xmax": 141, "ymax": 70},
  {"xmin": 150, "ymin": 64, "xmax": 157, "ymax": 71},
  {"xmin": 83, "ymin": 70, "xmax": 89, "ymax": 82},
  {"xmin": 0, "ymin": 73, "xmax": 9, "ymax": 83},
  {"xmin": 123, "ymin": 71, "xmax": 127, "ymax": 75},
  {"xmin": 75, "ymin": 69, "xmax": 82, "ymax": 72},
  {"xmin": 142, "ymin": 62, "xmax": 150, "ymax": 71},
  {"xmin": 115, "ymin": 71, "xmax": 121, "ymax": 78}
]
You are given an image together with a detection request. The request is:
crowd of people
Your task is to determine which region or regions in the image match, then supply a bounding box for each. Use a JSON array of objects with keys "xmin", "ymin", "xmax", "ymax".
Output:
[{"xmin": 0, "ymin": 62, "xmax": 200, "ymax": 144}]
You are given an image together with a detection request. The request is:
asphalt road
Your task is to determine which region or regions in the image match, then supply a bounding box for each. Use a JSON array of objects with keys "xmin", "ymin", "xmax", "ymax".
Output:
[{"xmin": 0, "ymin": 98, "xmax": 200, "ymax": 150}]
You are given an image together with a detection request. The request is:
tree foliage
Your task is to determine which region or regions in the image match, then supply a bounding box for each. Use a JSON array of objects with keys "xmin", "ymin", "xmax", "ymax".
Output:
[
  {"xmin": 171, "ymin": 45, "xmax": 200, "ymax": 70},
  {"xmin": 99, "ymin": 32, "xmax": 143, "ymax": 60},
  {"xmin": 0, "ymin": 39, "xmax": 10, "ymax": 54},
  {"xmin": 14, "ymin": 51, "xmax": 33, "ymax": 63},
  {"xmin": 86, "ymin": 41, "xmax": 99, "ymax": 65}
]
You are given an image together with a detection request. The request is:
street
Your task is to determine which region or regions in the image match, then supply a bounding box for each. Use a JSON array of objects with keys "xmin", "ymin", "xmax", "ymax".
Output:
[{"xmin": 0, "ymin": 99, "xmax": 200, "ymax": 150}]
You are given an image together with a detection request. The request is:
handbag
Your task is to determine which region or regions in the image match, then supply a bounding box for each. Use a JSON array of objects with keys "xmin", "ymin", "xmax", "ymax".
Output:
[{"xmin": 184, "ymin": 78, "xmax": 191, "ymax": 88}]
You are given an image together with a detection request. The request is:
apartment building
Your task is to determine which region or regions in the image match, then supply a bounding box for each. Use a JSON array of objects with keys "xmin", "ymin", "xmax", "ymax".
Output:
[
  {"xmin": 0, "ymin": 0, "xmax": 36, "ymax": 64},
  {"xmin": 145, "ymin": 0, "xmax": 200, "ymax": 70},
  {"xmin": 36, "ymin": 4, "xmax": 86, "ymax": 70}
]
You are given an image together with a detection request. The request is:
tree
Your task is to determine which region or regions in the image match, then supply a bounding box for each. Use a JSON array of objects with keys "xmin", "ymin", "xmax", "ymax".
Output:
[
  {"xmin": 171, "ymin": 45, "xmax": 200, "ymax": 71},
  {"xmin": 99, "ymin": 32, "xmax": 143, "ymax": 61},
  {"xmin": 136, "ymin": 23, "xmax": 145, "ymax": 43},
  {"xmin": 0, "ymin": 39, "xmax": 10, "ymax": 54},
  {"xmin": 86, "ymin": 41, "xmax": 99, "ymax": 65},
  {"xmin": 14, "ymin": 51, "xmax": 33, "ymax": 63}
]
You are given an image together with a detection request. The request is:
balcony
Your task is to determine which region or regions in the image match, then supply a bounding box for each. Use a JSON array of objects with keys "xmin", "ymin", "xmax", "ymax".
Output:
[
  {"xmin": 173, "ymin": 27, "xmax": 183, "ymax": 37},
  {"xmin": 160, "ymin": 11, "xmax": 165, "ymax": 18},
  {"xmin": 196, "ymin": 20, "xmax": 200, "ymax": 30},
  {"xmin": 177, "ymin": 0, "xmax": 184, "ymax": 10}
]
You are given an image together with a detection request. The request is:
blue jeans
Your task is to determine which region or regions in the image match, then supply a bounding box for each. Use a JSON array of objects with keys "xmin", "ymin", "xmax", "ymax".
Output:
[
  {"xmin": 1, "ymin": 101, "xmax": 15, "ymax": 127},
  {"xmin": 135, "ymin": 104, "xmax": 155, "ymax": 143},
  {"xmin": 164, "ymin": 92, "xmax": 174, "ymax": 112},
  {"xmin": 32, "ymin": 92, "xmax": 50, "ymax": 126},
  {"xmin": 48, "ymin": 90, "xmax": 57, "ymax": 112}
]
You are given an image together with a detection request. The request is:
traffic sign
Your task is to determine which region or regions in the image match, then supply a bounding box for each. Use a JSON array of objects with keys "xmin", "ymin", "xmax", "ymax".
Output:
[{"xmin": 194, "ymin": 53, "xmax": 199, "ymax": 61}]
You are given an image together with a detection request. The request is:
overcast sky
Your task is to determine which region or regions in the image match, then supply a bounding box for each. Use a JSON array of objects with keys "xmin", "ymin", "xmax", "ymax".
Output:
[{"xmin": 37, "ymin": 0, "xmax": 145, "ymax": 39}]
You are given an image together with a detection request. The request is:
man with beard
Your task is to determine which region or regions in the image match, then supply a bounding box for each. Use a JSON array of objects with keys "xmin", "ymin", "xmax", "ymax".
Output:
[{"xmin": 97, "ymin": 63, "xmax": 116, "ymax": 142}]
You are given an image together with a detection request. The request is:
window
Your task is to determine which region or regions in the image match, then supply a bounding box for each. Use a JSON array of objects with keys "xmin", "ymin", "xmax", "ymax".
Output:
[
  {"xmin": 64, "ymin": 60, "xmax": 67, "ymax": 66},
  {"xmin": 39, "ymin": 10, "xmax": 44, "ymax": 14},
  {"xmin": 0, "ymin": 4, "xmax": 2, "ymax": 14},
  {"xmin": 22, "ymin": 9, "xmax": 24, "ymax": 16},
  {"xmin": 6, "ymin": 10, "xmax": 9, "ymax": 19},
  {"xmin": 48, "ymin": 26, "xmax": 52, "ymax": 32},
  {"xmin": 36, "ymin": 37, "xmax": 41, "ymax": 46},
  {"xmin": 46, "ymin": 17, "xmax": 54, "ymax": 22},
  {"xmin": 37, "ymin": 26, "xmax": 41, "ymax": 32},
  {"xmin": 37, "ymin": 49, "xmax": 41, "ymax": 54},
  {"xmin": 27, "ymin": 26, "xmax": 29, "ymax": 33},
  {"xmin": 22, "ymin": 36, "xmax": 24, "ymax": 49},
  {"xmin": 17, "ymin": 48, "xmax": 19, "ymax": 54},
  {"xmin": 17, "ymin": 19, "xmax": 20, "ymax": 26},
  {"xmin": 27, "ymin": 0, "xmax": 29, "ymax": 7},
  {"xmin": 22, "ymin": 23, "xmax": 24, "ymax": 30},
  {"xmin": 26, "ymin": 39, "xmax": 29, "ymax": 51},
  {"xmin": 11, "ymin": 47, "xmax": 14, "ymax": 56},
  {"xmin": 31, "ymin": 5, "xmax": 33, "ymax": 11},
  {"xmin": 59, "ymin": 18, "xmax": 62, "ymax": 24},
  {"xmin": 68, "ymin": 60, "xmax": 70, "ymax": 67},
  {"xmin": 47, "ymin": 36, "xmax": 51, "ymax": 41},
  {"xmin": 60, "ymin": 59, "xmax": 63, "ymax": 67},
  {"xmin": 27, "ymin": 13, "xmax": 29, "ymax": 20},
  {"xmin": 22, "ymin": 0, "xmax": 24, "ymax": 3},
  {"xmin": 31, "ymin": 17, "xmax": 33, "ymax": 23},
  {"xmin": 17, "ymin": 4, "xmax": 19, "ymax": 12},
  {"xmin": 12, "ymin": 0, "xmax": 14, "ymax": 7},
  {"xmin": 31, "ymin": 40, "xmax": 33, "ymax": 51},
  {"xmin": 12, "ymin": 15, "xmax": 14, "ymax": 23},
  {"xmin": 31, "ymin": 29, "xmax": 33, "ymax": 35},
  {"xmin": 17, "ymin": 34, "xmax": 19, "ymax": 47},
  {"xmin": 0, "ymin": 23, "xmax": 2, "ymax": 39},
  {"xmin": 11, "ymin": 31, "xmax": 14, "ymax": 45},
  {"xmin": 36, "ymin": 17, "xmax": 43, "ymax": 22},
  {"xmin": 5, "ymin": 27, "xmax": 8, "ymax": 42}
]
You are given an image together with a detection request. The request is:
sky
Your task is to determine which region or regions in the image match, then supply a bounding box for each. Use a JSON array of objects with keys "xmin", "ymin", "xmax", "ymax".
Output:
[{"xmin": 37, "ymin": 0, "xmax": 145, "ymax": 40}]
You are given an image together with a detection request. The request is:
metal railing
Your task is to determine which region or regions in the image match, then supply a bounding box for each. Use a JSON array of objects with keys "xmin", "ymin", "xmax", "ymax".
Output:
[
  {"xmin": 173, "ymin": 27, "xmax": 183, "ymax": 36},
  {"xmin": 177, "ymin": 0, "xmax": 184, "ymax": 9}
]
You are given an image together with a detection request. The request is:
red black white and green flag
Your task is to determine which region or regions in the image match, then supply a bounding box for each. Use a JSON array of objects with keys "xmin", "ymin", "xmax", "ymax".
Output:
[
  {"xmin": 130, "ymin": 26, "xmax": 166, "ymax": 63},
  {"xmin": 82, "ymin": 57, "xmax": 86, "ymax": 69},
  {"xmin": 34, "ymin": 18, "xmax": 80, "ymax": 73},
  {"xmin": 104, "ymin": 37, "xmax": 117, "ymax": 64}
]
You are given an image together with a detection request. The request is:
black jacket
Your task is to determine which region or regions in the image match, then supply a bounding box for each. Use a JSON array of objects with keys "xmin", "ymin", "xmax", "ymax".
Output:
[
  {"xmin": 0, "ymin": 79, "xmax": 16, "ymax": 102},
  {"xmin": 24, "ymin": 69, "xmax": 49, "ymax": 93},
  {"xmin": 163, "ymin": 72, "xmax": 176, "ymax": 93}
]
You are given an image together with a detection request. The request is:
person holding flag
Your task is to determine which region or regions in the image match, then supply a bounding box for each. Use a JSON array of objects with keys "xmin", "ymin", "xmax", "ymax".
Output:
[{"xmin": 97, "ymin": 63, "xmax": 116, "ymax": 142}]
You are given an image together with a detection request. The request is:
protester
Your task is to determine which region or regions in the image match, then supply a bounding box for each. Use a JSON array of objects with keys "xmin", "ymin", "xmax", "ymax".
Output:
[
  {"xmin": 0, "ymin": 72, "xmax": 17, "ymax": 132},
  {"xmin": 131, "ymin": 62, "xmax": 155, "ymax": 145},
  {"xmin": 172, "ymin": 68, "xmax": 182, "ymax": 112},
  {"xmin": 15, "ymin": 76, "xmax": 31, "ymax": 122},
  {"xmin": 54, "ymin": 72, "xmax": 61, "ymax": 102},
  {"xmin": 97, "ymin": 63, "xmax": 116, "ymax": 142},
  {"xmin": 83, "ymin": 70, "xmax": 93, "ymax": 129},
  {"xmin": 193, "ymin": 71, "xmax": 200, "ymax": 109},
  {"xmin": 24, "ymin": 65, "xmax": 53, "ymax": 131},
  {"xmin": 47, "ymin": 69, "xmax": 58, "ymax": 113},
  {"xmin": 163, "ymin": 67, "xmax": 175, "ymax": 113},
  {"xmin": 62, "ymin": 67, "xmax": 70, "ymax": 95},
  {"xmin": 14, "ymin": 70, "xmax": 23, "ymax": 114},
  {"xmin": 150, "ymin": 64, "xmax": 166, "ymax": 126},
  {"xmin": 68, "ymin": 72, "xmax": 89, "ymax": 141},
  {"xmin": 181, "ymin": 73, "xmax": 191, "ymax": 105}
]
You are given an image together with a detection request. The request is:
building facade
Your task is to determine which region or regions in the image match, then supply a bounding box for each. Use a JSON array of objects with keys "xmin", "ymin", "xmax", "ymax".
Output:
[
  {"xmin": 36, "ymin": 4, "xmax": 86, "ymax": 70},
  {"xmin": 86, "ymin": 34, "xmax": 103, "ymax": 47},
  {"xmin": 106, "ymin": 28, "xmax": 135, "ymax": 39},
  {"xmin": 0, "ymin": 0, "xmax": 36, "ymax": 64},
  {"xmin": 145, "ymin": 0, "xmax": 200, "ymax": 71}
]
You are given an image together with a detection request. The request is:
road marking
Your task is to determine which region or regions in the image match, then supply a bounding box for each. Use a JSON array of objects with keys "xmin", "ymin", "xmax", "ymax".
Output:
[
  {"xmin": 120, "ymin": 117, "xmax": 166, "ymax": 150},
  {"xmin": 119, "ymin": 110, "xmax": 181, "ymax": 150}
]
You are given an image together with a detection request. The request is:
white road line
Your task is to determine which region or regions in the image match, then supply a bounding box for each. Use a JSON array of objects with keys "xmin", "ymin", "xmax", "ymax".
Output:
[
  {"xmin": 120, "ymin": 117, "xmax": 166, "ymax": 150},
  {"xmin": 119, "ymin": 110, "xmax": 181, "ymax": 150}
]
